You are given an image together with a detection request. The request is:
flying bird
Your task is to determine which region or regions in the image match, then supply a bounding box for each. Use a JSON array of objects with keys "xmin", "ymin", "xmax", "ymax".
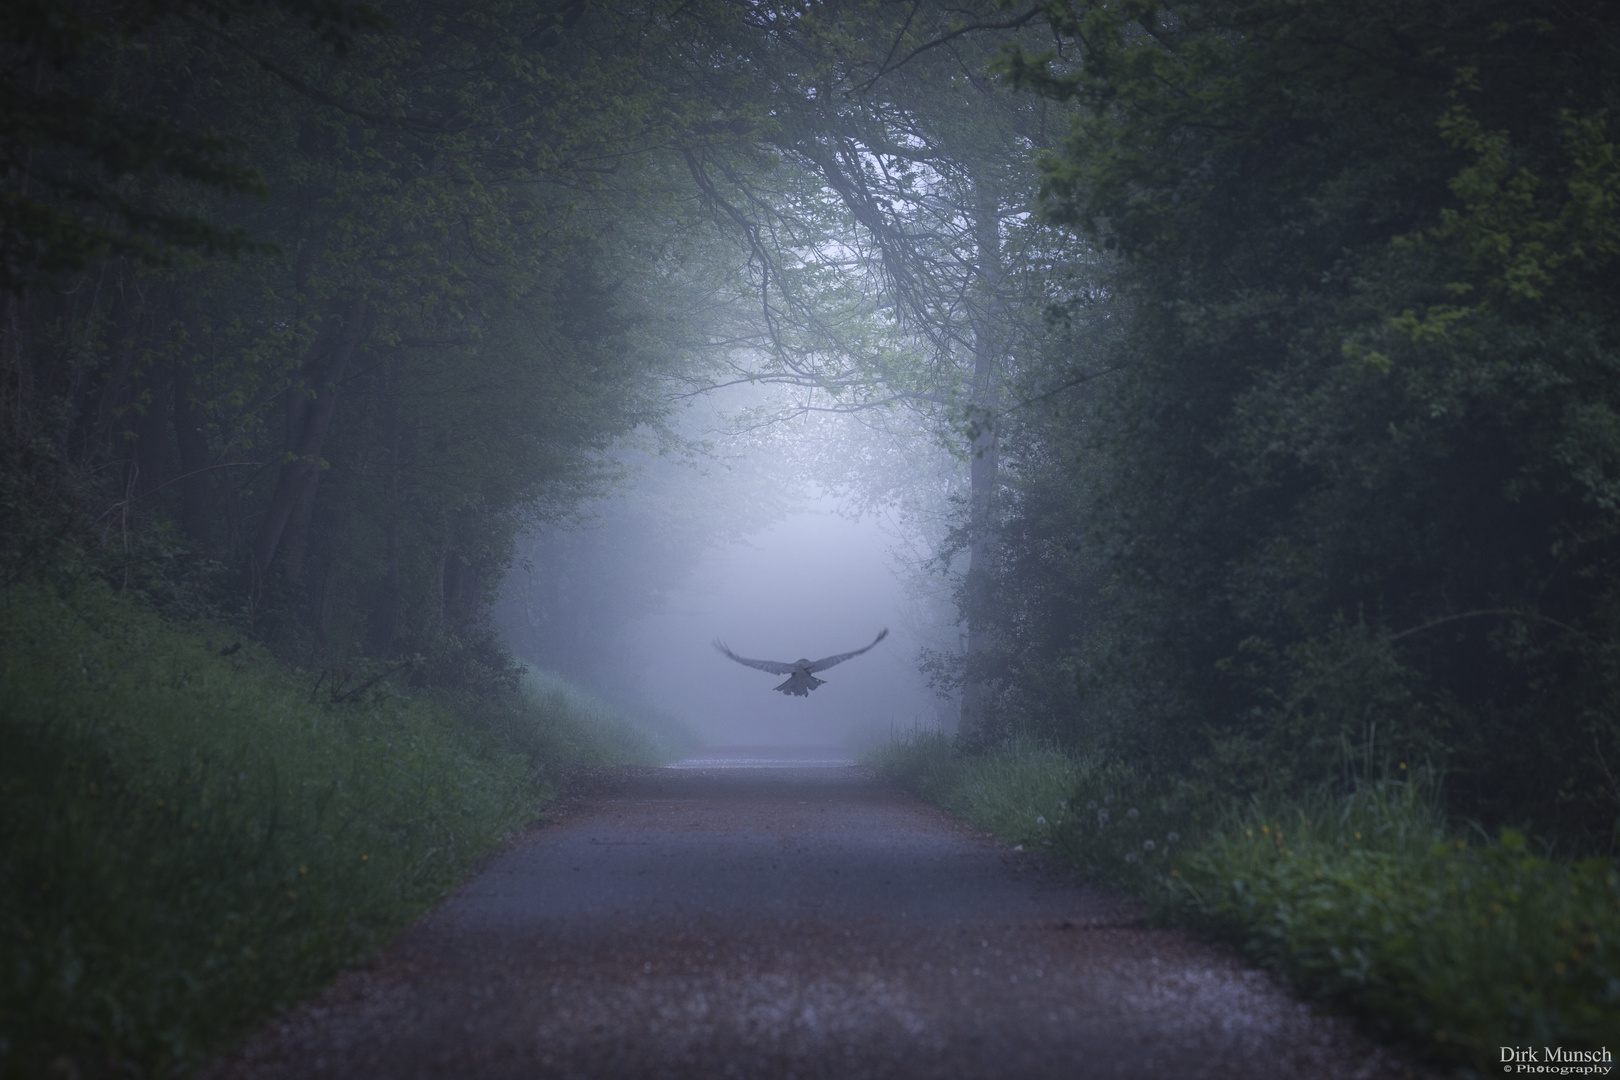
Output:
[{"xmin": 713, "ymin": 628, "xmax": 889, "ymax": 697}]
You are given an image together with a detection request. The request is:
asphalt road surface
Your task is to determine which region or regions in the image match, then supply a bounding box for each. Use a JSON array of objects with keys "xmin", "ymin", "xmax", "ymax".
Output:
[{"xmin": 208, "ymin": 748, "xmax": 1420, "ymax": 1080}]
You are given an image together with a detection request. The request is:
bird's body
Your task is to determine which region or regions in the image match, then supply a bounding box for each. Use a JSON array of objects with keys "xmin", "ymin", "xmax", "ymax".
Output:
[
  {"xmin": 713, "ymin": 629, "xmax": 888, "ymax": 697},
  {"xmin": 770, "ymin": 664, "xmax": 826, "ymax": 697}
]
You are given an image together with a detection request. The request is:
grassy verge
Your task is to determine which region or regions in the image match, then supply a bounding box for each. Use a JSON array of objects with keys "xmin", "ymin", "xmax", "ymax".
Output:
[
  {"xmin": 0, "ymin": 580, "xmax": 684, "ymax": 1079},
  {"xmin": 870, "ymin": 732, "xmax": 1620, "ymax": 1074},
  {"xmin": 473, "ymin": 666, "xmax": 701, "ymax": 772}
]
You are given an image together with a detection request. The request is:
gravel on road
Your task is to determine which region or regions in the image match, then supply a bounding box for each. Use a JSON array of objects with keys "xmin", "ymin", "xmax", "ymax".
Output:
[{"xmin": 206, "ymin": 751, "xmax": 1424, "ymax": 1080}]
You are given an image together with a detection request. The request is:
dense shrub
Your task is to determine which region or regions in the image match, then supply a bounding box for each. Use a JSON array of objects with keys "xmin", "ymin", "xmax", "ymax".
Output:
[
  {"xmin": 874, "ymin": 735, "xmax": 1620, "ymax": 1072},
  {"xmin": 0, "ymin": 580, "xmax": 684, "ymax": 1078},
  {"xmin": 983, "ymin": 0, "xmax": 1620, "ymax": 848}
]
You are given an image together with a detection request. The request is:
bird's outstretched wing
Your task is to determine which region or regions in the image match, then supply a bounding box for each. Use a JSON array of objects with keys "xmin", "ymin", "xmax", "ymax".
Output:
[
  {"xmin": 713, "ymin": 640, "xmax": 797, "ymax": 675},
  {"xmin": 807, "ymin": 628, "xmax": 889, "ymax": 673}
]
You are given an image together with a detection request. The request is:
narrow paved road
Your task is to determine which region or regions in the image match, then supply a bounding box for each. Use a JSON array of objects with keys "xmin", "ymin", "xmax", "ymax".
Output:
[{"xmin": 210, "ymin": 750, "xmax": 1418, "ymax": 1080}]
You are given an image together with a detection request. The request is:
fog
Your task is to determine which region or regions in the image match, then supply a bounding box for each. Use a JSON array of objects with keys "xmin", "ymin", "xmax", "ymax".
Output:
[
  {"xmin": 622, "ymin": 499, "xmax": 943, "ymax": 749},
  {"xmin": 494, "ymin": 385, "xmax": 966, "ymax": 755}
]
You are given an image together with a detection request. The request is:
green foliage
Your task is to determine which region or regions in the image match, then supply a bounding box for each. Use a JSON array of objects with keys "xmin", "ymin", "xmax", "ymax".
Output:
[
  {"xmin": 0, "ymin": 0, "xmax": 741, "ymax": 702},
  {"xmin": 452, "ymin": 666, "xmax": 701, "ymax": 775},
  {"xmin": 0, "ymin": 579, "xmax": 668, "ymax": 1077},
  {"xmin": 985, "ymin": 0, "xmax": 1620, "ymax": 845},
  {"xmin": 875, "ymin": 736, "xmax": 1620, "ymax": 1072},
  {"xmin": 1175, "ymin": 806, "xmax": 1620, "ymax": 1067},
  {"xmin": 869, "ymin": 731, "xmax": 1186, "ymax": 890},
  {"xmin": 868, "ymin": 731, "xmax": 1127, "ymax": 850},
  {"xmin": 0, "ymin": 0, "xmax": 384, "ymax": 291}
]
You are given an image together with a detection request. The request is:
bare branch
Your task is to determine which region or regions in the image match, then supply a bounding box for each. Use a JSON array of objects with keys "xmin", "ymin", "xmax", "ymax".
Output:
[{"xmin": 851, "ymin": 6, "xmax": 1043, "ymax": 95}]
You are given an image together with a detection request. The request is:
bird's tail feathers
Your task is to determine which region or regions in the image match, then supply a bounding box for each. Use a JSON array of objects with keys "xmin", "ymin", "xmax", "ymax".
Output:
[{"xmin": 774, "ymin": 674, "xmax": 825, "ymax": 696}]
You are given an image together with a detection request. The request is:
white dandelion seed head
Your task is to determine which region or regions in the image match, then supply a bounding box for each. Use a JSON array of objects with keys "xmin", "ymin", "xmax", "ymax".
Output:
[
  {"xmin": 1127, "ymin": 807, "xmax": 1140, "ymax": 819},
  {"xmin": 1097, "ymin": 808, "xmax": 1110, "ymax": 825},
  {"xmin": 1036, "ymin": 816, "xmax": 1047, "ymax": 826},
  {"xmin": 1143, "ymin": 839, "xmax": 1156, "ymax": 851},
  {"xmin": 1167, "ymin": 832, "xmax": 1180, "ymax": 843}
]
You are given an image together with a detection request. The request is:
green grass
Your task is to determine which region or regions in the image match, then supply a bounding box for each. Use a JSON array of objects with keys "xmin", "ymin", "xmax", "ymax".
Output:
[
  {"xmin": 0, "ymin": 580, "xmax": 686, "ymax": 1079},
  {"xmin": 871, "ymin": 732, "xmax": 1620, "ymax": 1074},
  {"xmin": 867, "ymin": 733, "xmax": 1120, "ymax": 843},
  {"xmin": 491, "ymin": 666, "xmax": 700, "ymax": 771}
]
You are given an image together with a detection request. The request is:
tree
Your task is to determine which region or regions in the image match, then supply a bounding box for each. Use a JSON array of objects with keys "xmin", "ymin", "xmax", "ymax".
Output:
[
  {"xmin": 0, "ymin": 0, "xmax": 383, "ymax": 293},
  {"xmin": 1002, "ymin": 0, "xmax": 1620, "ymax": 841},
  {"xmin": 0, "ymin": 0, "xmax": 751, "ymax": 688},
  {"xmin": 657, "ymin": 0, "xmax": 1088, "ymax": 741}
]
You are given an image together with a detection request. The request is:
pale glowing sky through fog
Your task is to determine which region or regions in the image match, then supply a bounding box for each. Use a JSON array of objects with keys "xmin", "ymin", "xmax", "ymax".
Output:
[{"xmin": 624, "ymin": 502, "xmax": 941, "ymax": 749}]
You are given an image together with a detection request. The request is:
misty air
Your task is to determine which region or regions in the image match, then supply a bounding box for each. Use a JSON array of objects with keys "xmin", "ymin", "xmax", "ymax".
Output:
[{"xmin": 2, "ymin": 1, "xmax": 1615, "ymax": 1077}]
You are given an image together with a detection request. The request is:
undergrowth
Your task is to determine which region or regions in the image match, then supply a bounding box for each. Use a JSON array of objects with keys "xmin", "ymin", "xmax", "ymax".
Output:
[
  {"xmin": 870, "ymin": 731, "xmax": 1620, "ymax": 1075},
  {"xmin": 487, "ymin": 667, "xmax": 700, "ymax": 771},
  {"xmin": 0, "ymin": 579, "xmax": 684, "ymax": 1079}
]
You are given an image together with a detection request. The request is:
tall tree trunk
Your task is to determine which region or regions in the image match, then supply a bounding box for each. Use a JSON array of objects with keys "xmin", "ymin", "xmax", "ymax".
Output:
[
  {"xmin": 1, "ymin": 70, "xmax": 40, "ymax": 439},
  {"xmin": 312, "ymin": 560, "xmax": 339, "ymax": 661},
  {"xmin": 87, "ymin": 270, "xmax": 140, "ymax": 465},
  {"xmin": 126, "ymin": 364, "xmax": 173, "ymax": 501},
  {"xmin": 173, "ymin": 350, "xmax": 212, "ymax": 547},
  {"xmin": 959, "ymin": 184, "xmax": 1003, "ymax": 746},
  {"xmin": 1, "ymin": 289, "xmax": 30, "ymax": 441},
  {"xmin": 247, "ymin": 291, "xmax": 367, "ymax": 597},
  {"xmin": 306, "ymin": 456, "xmax": 349, "ymax": 662},
  {"xmin": 367, "ymin": 360, "xmax": 403, "ymax": 655}
]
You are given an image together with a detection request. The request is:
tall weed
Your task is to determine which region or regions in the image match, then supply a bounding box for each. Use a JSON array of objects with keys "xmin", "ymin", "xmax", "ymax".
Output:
[
  {"xmin": 0, "ymin": 580, "xmax": 675, "ymax": 1077},
  {"xmin": 872, "ymin": 736, "xmax": 1620, "ymax": 1073},
  {"xmin": 1173, "ymin": 791, "xmax": 1619, "ymax": 1067}
]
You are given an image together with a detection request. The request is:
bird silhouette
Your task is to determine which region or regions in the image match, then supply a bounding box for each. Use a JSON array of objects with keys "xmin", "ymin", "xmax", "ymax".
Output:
[{"xmin": 713, "ymin": 628, "xmax": 889, "ymax": 697}]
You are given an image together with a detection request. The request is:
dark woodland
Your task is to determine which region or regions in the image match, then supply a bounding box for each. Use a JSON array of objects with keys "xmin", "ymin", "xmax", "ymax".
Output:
[{"xmin": 2, "ymin": 0, "xmax": 1617, "ymax": 1073}]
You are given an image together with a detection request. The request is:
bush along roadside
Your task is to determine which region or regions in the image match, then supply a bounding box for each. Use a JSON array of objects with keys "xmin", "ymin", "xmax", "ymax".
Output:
[
  {"xmin": 869, "ymin": 733, "xmax": 1620, "ymax": 1075},
  {"xmin": 0, "ymin": 579, "xmax": 685, "ymax": 1079}
]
